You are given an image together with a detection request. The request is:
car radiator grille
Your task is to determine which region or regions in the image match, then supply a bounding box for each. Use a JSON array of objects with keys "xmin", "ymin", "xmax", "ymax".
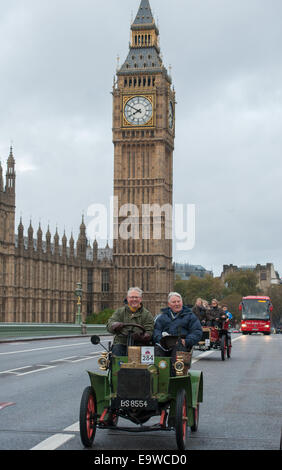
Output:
[{"xmin": 117, "ymin": 369, "xmax": 152, "ymax": 399}]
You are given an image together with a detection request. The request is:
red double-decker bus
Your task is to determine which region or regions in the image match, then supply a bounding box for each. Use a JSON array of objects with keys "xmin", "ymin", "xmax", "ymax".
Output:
[{"xmin": 239, "ymin": 296, "xmax": 272, "ymax": 335}]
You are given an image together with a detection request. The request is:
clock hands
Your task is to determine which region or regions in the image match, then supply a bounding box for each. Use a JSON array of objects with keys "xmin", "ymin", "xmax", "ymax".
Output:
[
  {"xmin": 126, "ymin": 103, "xmax": 140, "ymax": 113},
  {"xmin": 126, "ymin": 102, "xmax": 143, "ymax": 117}
]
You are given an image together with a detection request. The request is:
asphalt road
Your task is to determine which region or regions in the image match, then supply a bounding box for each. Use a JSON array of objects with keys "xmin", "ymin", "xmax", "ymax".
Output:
[{"xmin": 0, "ymin": 333, "xmax": 281, "ymax": 451}]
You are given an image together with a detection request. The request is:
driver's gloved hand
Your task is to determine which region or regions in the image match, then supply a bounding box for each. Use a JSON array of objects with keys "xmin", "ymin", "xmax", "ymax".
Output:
[
  {"xmin": 133, "ymin": 332, "xmax": 151, "ymax": 344},
  {"xmin": 132, "ymin": 332, "xmax": 143, "ymax": 341},
  {"xmin": 111, "ymin": 322, "xmax": 124, "ymax": 332},
  {"xmin": 141, "ymin": 333, "xmax": 151, "ymax": 344}
]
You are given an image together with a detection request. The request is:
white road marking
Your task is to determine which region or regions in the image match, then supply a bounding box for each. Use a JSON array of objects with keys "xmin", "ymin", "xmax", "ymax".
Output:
[
  {"xmin": 192, "ymin": 350, "xmax": 216, "ymax": 363},
  {"xmin": 50, "ymin": 353, "xmax": 100, "ymax": 363},
  {"xmin": 0, "ymin": 364, "xmax": 57, "ymax": 376},
  {"xmin": 0, "ymin": 340, "xmax": 109, "ymax": 356},
  {"xmin": 14, "ymin": 365, "xmax": 57, "ymax": 376},
  {"xmin": 64, "ymin": 422, "xmax": 79, "ymax": 432},
  {"xmin": 30, "ymin": 422, "xmax": 80, "ymax": 450},
  {"xmin": 31, "ymin": 433, "xmax": 75, "ymax": 450},
  {"xmin": 0, "ymin": 354, "xmax": 101, "ymax": 375}
]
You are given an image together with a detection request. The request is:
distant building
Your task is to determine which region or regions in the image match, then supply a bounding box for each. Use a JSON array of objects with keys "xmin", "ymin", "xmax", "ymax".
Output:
[
  {"xmin": 221, "ymin": 263, "xmax": 280, "ymax": 293},
  {"xmin": 175, "ymin": 263, "xmax": 213, "ymax": 281}
]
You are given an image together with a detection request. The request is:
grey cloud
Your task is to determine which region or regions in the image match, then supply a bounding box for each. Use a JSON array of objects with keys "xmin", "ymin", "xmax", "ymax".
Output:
[{"xmin": 0, "ymin": 0, "xmax": 281, "ymax": 277}]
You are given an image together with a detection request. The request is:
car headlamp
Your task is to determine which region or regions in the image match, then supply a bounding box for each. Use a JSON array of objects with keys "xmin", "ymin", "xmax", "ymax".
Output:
[
  {"xmin": 98, "ymin": 353, "xmax": 109, "ymax": 371},
  {"xmin": 174, "ymin": 356, "xmax": 185, "ymax": 376}
]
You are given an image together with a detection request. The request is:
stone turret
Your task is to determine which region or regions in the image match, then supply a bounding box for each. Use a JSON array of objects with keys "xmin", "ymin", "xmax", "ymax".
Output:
[
  {"xmin": 37, "ymin": 223, "xmax": 43, "ymax": 253},
  {"xmin": 77, "ymin": 215, "xmax": 87, "ymax": 259}
]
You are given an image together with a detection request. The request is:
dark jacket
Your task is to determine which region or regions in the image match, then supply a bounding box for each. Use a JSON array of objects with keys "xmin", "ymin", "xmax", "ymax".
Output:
[
  {"xmin": 209, "ymin": 306, "xmax": 224, "ymax": 320},
  {"xmin": 107, "ymin": 303, "xmax": 154, "ymax": 345},
  {"xmin": 153, "ymin": 306, "xmax": 203, "ymax": 349},
  {"xmin": 192, "ymin": 305, "xmax": 214, "ymax": 323},
  {"xmin": 193, "ymin": 305, "xmax": 207, "ymax": 321},
  {"xmin": 209, "ymin": 306, "xmax": 226, "ymax": 327}
]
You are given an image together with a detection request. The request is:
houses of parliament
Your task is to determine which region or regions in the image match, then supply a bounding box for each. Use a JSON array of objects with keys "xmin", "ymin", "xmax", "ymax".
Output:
[{"xmin": 0, "ymin": 0, "xmax": 175, "ymax": 323}]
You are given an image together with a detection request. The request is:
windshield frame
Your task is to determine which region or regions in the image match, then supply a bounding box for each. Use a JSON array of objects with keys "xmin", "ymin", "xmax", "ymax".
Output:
[{"xmin": 241, "ymin": 299, "xmax": 271, "ymax": 321}]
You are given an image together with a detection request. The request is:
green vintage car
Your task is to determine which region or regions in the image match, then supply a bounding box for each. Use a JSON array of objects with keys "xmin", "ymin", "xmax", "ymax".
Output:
[{"xmin": 79, "ymin": 323, "xmax": 203, "ymax": 451}]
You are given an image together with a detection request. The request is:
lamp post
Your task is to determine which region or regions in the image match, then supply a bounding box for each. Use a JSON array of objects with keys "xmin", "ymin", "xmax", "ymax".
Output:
[{"xmin": 74, "ymin": 282, "xmax": 82, "ymax": 325}]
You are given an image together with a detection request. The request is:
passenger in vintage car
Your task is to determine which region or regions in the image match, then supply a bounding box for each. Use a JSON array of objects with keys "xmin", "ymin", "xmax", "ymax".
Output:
[{"xmin": 153, "ymin": 292, "xmax": 203, "ymax": 358}]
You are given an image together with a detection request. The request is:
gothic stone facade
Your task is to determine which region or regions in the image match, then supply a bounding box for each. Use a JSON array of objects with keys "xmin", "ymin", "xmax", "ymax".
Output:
[
  {"xmin": 0, "ymin": 149, "xmax": 114, "ymax": 323},
  {"xmin": 0, "ymin": 0, "xmax": 175, "ymax": 322}
]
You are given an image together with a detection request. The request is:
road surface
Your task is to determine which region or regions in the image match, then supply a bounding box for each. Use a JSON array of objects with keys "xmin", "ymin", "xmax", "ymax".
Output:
[{"xmin": 0, "ymin": 333, "xmax": 281, "ymax": 450}]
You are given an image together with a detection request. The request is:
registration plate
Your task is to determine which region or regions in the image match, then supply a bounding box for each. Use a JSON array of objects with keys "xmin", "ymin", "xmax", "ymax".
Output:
[
  {"xmin": 120, "ymin": 399, "xmax": 149, "ymax": 408},
  {"xmin": 112, "ymin": 398, "xmax": 158, "ymax": 410},
  {"xmin": 205, "ymin": 339, "xmax": 210, "ymax": 346}
]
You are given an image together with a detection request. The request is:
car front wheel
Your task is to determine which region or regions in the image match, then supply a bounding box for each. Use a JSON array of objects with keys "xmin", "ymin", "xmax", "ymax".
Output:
[
  {"xmin": 175, "ymin": 389, "xmax": 188, "ymax": 451},
  {"xmin": 79, "ymin": 386, "xmax": 97, "ymax": 448}
]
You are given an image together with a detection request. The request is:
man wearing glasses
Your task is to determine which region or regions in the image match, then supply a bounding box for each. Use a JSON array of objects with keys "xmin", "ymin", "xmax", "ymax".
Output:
[{"xmin": 107, "ymin": 287, "xmax": 154, "ymax": 356}]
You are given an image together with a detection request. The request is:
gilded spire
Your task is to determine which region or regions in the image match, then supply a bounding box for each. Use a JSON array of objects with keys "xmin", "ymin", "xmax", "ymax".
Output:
[{"xmin": 119, "ymin": 0, "xmax": 164, "ymax": 75}]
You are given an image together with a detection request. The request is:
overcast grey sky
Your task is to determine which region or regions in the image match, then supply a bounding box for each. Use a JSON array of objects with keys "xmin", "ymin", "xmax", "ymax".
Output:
[{"xmin": 1, "ymin": 0, "xmax": 282, "ymax": 277}]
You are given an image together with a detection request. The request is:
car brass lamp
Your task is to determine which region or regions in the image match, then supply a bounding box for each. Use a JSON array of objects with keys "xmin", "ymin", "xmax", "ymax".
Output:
[
  {"xmin": 98, "ymin": 352, "xmax": 109, "ymax": 371},
  {"xmin": 174, "ymin": 355, "xmax": 185, "ymax": 376}
]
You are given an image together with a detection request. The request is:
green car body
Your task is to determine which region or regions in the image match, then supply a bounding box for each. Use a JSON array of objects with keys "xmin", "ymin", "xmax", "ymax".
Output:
[{"xmin": 86, "ymin": 354, "xmax": 203, "ymax": 429}]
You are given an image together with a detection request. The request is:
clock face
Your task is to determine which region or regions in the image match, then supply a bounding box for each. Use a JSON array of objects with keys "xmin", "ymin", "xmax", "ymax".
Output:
[
  {"xmin": 169, "ymin": 101, "xmax": 174, "ymax": 129},
  {"xmin": 124, "ymin": 96, "xmax": 153, "ymax": 126}
]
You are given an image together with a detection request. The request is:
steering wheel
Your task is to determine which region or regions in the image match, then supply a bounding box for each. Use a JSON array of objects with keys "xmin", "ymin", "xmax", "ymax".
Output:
[{"xmin": 118, "ymin": 323, "xmax": 146, "ymax": 337}]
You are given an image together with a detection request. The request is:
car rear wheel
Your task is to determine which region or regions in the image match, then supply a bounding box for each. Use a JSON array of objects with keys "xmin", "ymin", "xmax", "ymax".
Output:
[
  {"xmin": 221, "ymin": 335, "xmax": 227, "ymax": 361},
  {"xmin": 175, "ymin": 389, "xmax": 188, "ymax": 451},
  {"xmin": 79, "ymin": 386, "xmax": 97, "ymax": 448},
  {"xmin": 227, "ymin": 336, "xmax": 232, "ymax": 358},
  {"xmin": 191, "ymin": 404, "xmax": 200, "ymax": 432}
]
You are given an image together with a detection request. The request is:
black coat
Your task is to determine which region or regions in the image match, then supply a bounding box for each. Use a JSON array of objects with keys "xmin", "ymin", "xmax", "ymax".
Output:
[
  {"xmin": 153, "ymin": 306, "xmax": 203, "ymax": 349},
  {"xmin": 193, "ymin": 305, "xmax": 207, "ymax": 321}
]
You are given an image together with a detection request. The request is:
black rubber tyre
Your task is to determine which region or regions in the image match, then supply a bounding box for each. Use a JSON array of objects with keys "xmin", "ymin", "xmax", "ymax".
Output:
[
  {"xmin": 221, "ymin": 335, "xmax": 227, "ymax": 361},
  {"xmin": 227, "ymin": 335, "xmax": 232, "ymax": 358},
  {"xmin": 191, "ymin": 404, "xmax": 200, "ymax": 432},
  {"xmin": 79, "ymin": 386, "xmax": 97, "ymax": 448},
  {"xmin": 175, "ymin": 389, "xmax": 188, "ymax": 451}
]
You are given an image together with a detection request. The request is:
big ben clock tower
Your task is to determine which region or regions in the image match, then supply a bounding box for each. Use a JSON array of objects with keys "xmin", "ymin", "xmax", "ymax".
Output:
[{"xmin": 112, "ymin": 0, "xmax": 175, "ymax": 314}]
